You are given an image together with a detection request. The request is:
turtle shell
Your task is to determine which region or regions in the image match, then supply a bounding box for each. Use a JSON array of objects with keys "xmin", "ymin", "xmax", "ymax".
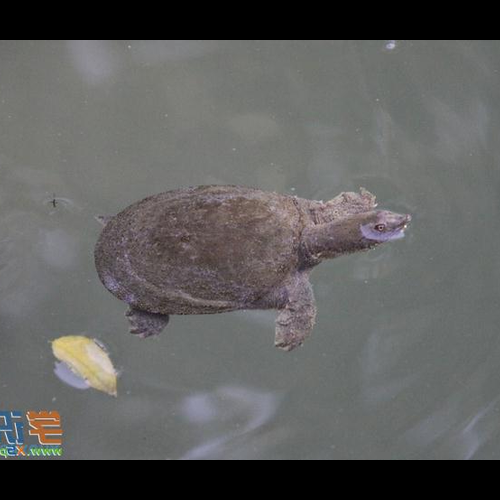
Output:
[{"xmin": 94, "ymin": 186, "xmax": 305, "ymax": 315}]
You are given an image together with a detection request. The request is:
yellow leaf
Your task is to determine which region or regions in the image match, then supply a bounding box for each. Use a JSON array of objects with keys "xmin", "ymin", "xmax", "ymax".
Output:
[{"xmin": 52, "ymin": 336, "xmax": 118, "ymax": 397}]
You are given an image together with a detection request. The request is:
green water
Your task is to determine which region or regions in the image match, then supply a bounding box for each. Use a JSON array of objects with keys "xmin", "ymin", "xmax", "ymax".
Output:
[{"xmin": 1, "ymin": 40, "xmax": 500, "ymax": 459}]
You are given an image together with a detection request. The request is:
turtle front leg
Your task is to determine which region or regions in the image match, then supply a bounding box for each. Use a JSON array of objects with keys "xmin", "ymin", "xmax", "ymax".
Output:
[
  {"xmin": 126, "ymin": 307, "xmax": 170, "ymax": 339},
  {"xmin": 275, "ymin": 273, "xmax": 317, "ymax": 352}
]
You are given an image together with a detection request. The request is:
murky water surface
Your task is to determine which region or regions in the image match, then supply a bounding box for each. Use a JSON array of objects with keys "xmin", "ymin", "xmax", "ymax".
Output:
[{"xmin": 1, "ymin": 40, "xmax": 500, "ymax": 459}]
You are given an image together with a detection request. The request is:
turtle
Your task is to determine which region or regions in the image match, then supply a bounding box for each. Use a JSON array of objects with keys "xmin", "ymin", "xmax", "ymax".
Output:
[{"xmin": 94, "ymin": 185, "xmax": 411, "ymax": 351}]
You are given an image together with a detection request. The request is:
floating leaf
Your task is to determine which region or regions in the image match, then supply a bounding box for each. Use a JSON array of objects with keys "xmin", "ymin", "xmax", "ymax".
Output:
[{"xmin": 52, "ymin": 336, "xmax": 118, "ymax": 397}]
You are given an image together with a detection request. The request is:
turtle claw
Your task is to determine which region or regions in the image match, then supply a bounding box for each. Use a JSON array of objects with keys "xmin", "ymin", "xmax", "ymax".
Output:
[
  {"xmin": 125, "ymin": 308, "xmax": 170, "ymax": 338},
  {"xmin": 95, "ymin": 215, "xmax": 114, "ymax": 226}
]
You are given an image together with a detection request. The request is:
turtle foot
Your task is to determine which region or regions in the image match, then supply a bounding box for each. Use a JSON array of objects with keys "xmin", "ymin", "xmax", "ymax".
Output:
[{"xmin": 125, "ymin": 308, "xmax": 170, "ymax": 339}]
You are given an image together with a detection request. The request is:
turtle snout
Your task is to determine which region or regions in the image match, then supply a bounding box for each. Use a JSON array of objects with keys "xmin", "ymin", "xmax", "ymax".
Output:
[
  {"xmin": 382, "ymin": 211, "xmax": 411, "ymax": 229},
  {"xmin": 399, "ymin": 213, "xmax": 412, "ymax": 229}
]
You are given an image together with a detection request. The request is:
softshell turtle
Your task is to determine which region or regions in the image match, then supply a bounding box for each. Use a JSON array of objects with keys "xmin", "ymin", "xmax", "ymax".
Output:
[{"xmin": 95, "ymin": 185, "xmax": 411, "ymax": 351}]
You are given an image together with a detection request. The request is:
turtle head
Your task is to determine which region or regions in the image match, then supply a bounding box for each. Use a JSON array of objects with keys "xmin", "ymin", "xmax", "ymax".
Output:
[
  {"xmin": 359, "ymin": 210, "xmax": 412, "ymax": 244},
  {"xmin": 301, "ymin": 209, "xmax": 411, "ymax": 264}
]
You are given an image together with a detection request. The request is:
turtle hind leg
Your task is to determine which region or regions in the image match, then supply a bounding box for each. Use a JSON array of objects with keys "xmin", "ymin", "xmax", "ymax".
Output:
[{"xmin": 125, "ymin": 308, "xmax": 170, "ymax": 339}]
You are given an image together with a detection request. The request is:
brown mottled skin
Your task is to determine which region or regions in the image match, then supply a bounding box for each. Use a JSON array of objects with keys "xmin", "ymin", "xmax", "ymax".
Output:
[{"xmin": 95, "ymin": 185, "xmax": 411, "ymax": 351}]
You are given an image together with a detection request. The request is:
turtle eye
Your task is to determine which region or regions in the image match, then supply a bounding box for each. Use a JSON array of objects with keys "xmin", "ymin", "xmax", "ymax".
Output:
[{"xmin": 374, "ymin": 224, "xmax": 386, "ymax": 232}]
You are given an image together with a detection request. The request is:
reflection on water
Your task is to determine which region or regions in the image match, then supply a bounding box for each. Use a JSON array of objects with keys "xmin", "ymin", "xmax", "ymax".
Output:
[
  {"xmin": 399, "ymin": 377, "xmax": 500, "ymax": 460},
  {"xmin": 453, "ymin": 397, "xmax": 500, "ymax": 460},
  {"xmin": 54, "ymin": 362, "xmax": 91, "ymax": 391},
  {"xmin": 68, "ymin": 40, "xmax": 122, "ymax": 86},
  {"xmin": 179, "ymin": 386, "xmax": 281, "ymax": 460}
]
